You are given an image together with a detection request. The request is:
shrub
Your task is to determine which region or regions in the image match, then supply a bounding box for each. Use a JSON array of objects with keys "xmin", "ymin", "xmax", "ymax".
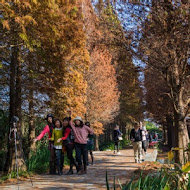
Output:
[
  {"xmin": 99, "ymin": 139, "xmax": 131, "ymax": 151},
  {"xmin": 99, "ymin": 142, "xmax": 115, "ymax": 151},
  {"xmin": 27, "ymin": 144, "xmax": 50, "ymax": 174},
  {"xmin": 27, "ymin": 142, "xmax": 70, "ymax": 174},
  {"xmin": 106, "ymin": 164, "xmax": 190, "ymax": 190}
]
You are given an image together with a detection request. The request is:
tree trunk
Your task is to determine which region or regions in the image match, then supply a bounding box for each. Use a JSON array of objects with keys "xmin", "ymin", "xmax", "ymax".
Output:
[
  {"xmin": 162, "ymin": 124, "xmax": 167, "ymax": 144},
  {"xmin": 4, "ymin": 46, "xmax": 17, "ymax": 172},
  {"xmin": 174, "ymin": 111, "xmax": 189, "ymax": 164},
  {"xmin": 94, "ymin": 134, "xmax": 99, "ymax": 151},
  {"xmin": 109, "ymin": 124, "xmax": 112, "ymax": 141},
  {"xmin": 9, "ymin": 47, "xmax": 17, "ymax": 122},
  {"xmin": 15, "ymin": 58, "xmax": 22, "ymax": 121},
  {"xmin": 5, "ymin": 43, "xmax": 26, "ymax": 173},
  {"xmin": 166, "ymin": 115, "xmax": 173, "ymax": 149},
  {"xmin": 29, "ymin": 99, "xmax": 36, "ymax": 153},
  {"xmin": 28, "ymin": 59, "xmax": 36, "ymax": 154},
  {"xmin": 10, "ymin": 46, "xmax": 26, "ymax": 172},
  {"xmin": 8, "ymin": 123, "xmax": 27, "ymax": 172}
]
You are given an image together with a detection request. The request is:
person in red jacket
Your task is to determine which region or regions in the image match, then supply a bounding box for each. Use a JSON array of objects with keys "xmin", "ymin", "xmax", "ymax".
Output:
[
  {"xmin": 34, "ymin": 114, "xmax": 56, "ymax": 174},
  {"xmin": 57, "ymin": 117, "xmax": 79, "ymax": 175}
]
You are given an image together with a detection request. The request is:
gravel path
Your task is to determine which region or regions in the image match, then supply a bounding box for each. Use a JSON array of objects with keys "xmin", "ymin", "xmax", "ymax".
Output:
[{"xmin": 1, "ymin": 149, "xmax": 149, "ymax": 190}]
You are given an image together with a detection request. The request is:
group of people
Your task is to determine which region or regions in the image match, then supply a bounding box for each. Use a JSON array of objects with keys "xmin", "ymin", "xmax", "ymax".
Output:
[
  {"xmin": 33, "ymin": 113, "xmax": 155, "ymax": 175},
  {"xmin": 34, "ymin": 112, "xmax": 94, "ymax": 175},
  {"xmin": 130, "ymin": 122, "xmax": 153, "ymax": 163}
]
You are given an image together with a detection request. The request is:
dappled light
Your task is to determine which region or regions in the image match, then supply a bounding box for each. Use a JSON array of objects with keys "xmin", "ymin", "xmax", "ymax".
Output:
[{"xmin": 0, "ymin": 0, "xmax": 189, "ymax": 189}]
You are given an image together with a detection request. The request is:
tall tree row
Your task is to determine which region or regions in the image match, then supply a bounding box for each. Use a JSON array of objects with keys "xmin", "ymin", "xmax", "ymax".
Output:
[
  {"xmin": 0, "ymin": 0, "xmax": 144, "ymax": 172},
  {"xmin": 81, "ymin": 0, "xmax": 120, "ymax": 149},
  {"xmin": 139, "ymin": 0, "xmax": 190, "ymax": 163},
  {"xmin": 82, "ymin": 0, "xmax": 143, "ymax": 147},
  {"xmin": 0, "ymin": 0, "xmax": 91, "ymax": 172},
  {"xmin": 96, "ymin": 2, "xmax": 144, "ymax": 125}
]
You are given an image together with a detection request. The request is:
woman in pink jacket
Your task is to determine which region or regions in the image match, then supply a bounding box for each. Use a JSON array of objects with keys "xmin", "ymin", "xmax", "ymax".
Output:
[
  {"xmin": 69, "ymin": 112, "xmax": 93, "ymax": 175},
  {"xmin": 34, "ymin": 114, "xmax": 56, "ymax": 174}
]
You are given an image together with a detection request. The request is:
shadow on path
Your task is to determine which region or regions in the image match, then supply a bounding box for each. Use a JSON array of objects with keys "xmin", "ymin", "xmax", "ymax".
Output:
[{"xmin": 1, "ymin": 149, "xmax": 152, "ymax": 190}]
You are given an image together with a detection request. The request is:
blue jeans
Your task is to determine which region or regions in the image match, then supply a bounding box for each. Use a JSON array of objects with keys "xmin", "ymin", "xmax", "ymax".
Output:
[
  {"xmin": 55, "ymin": 149, "xmax": 64, "ymax": 172},
  {"xmin": 75, "ymin": 143, "xmax": 87, "ymax": 166}
]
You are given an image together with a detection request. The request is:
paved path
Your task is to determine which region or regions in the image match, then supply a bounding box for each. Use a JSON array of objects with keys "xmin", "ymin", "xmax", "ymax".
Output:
[{"xmin": 1, "ymin": 149, "xmax": 153, "ymax": 190}]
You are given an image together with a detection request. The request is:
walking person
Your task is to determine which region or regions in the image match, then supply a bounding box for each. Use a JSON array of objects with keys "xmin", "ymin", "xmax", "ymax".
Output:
[
  {"xmin": 49, "ymin": 119, "xmax": 64, "ymax": 175},
  {"xmin": 85, "ymin": 122, "xmax": 94, "ymax": 165},
  {"xmin": 113, "ymin": 125, "xmax": 122, "ymax": 154},
  {"xmin": 34, "ymin": 114, "xmax": 56, "ymax": 174},
  {"xmin": 130, "ymin": 122, "xmax": 143, "ymax": 163},
  {"xmin": 153, "ymin": 132, "xmax": 158, "ymax": 141},
  {"xmin": 146, "ymin": 130, "xmax": 152, "ymax": 149},
  {"xmin": 57, "ymin": 117, "xmax": 79, "ymax": 175},
  {"xmin": 69, "ymin": 113, "xmax": 94, "ymax": 175},
  {"xmin": 141, "ymin": 125, "xmax": 148, "ymax": 155}
]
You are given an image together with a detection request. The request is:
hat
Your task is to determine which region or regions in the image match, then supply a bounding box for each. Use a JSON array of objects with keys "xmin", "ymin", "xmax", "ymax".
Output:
[
  {"xmin": 45, "ymin": 114, "xmax": 54, "ymax": 120},
  {"xmin": 73, "ymin": 116, "xmax": 83, "ymax": 122}
]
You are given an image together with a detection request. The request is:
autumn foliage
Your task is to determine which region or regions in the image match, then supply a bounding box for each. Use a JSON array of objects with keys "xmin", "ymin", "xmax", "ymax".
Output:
[
  {"xmin": 86, "ymin": 46, "xmax": 120, "ymax": 135},
  {"xmin": 0, "ymin": 0, "xmax": 144, "ymax": 170}
]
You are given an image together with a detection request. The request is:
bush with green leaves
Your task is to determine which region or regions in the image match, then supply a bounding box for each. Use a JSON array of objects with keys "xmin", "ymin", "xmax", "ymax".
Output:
[
  {"xmin": 106, "ymin": 164, "xmax": 190, "ymax": 190},
  {"xmin": 27, "ymin": 142, "xmax": 70, "ymax": 174},
  {"xmin": 100, "ymin": 139, "xmax": 131, "ymax": 151},
  {"xmin": 27, "ymin": 143, "xmax": 50, "ymax": 173}
]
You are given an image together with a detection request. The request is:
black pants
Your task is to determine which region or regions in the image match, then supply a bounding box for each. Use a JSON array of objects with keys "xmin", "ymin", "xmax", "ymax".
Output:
[
  {"xmin": 75, "ymin": 143, "xmax": 87, "ymax": 166},
  {"xmin": 114, "ymin": 141, "xmax": 120, "ymax": 152},
  {"xmin": 142, "ymin": 140, "xmax": 147, "ymax": 152},
  {"xmin": 66, "ymin": 144, "xmax": 75, "ymax": 166}
]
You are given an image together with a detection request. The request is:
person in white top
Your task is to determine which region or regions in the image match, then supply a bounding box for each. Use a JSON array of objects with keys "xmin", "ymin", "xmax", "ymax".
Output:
[{"xmin": 140, "ymin": 122, "xmax": 148, "ymax": 155}]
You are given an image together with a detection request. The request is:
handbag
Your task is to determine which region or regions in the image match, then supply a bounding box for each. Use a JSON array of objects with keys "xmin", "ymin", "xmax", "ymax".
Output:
[{"xmin": 118, "ymin": 136, "xmax": 123, "ymax": 141}]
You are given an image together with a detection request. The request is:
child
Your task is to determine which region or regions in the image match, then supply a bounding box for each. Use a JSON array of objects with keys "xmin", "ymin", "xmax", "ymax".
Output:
[
  {"xmin": 49, "ymin": 119, "xmax": 64, "ymax": 175},
  {"xmin": 69, "ymin": 114, "xmax": 94, "ymax": 175}
]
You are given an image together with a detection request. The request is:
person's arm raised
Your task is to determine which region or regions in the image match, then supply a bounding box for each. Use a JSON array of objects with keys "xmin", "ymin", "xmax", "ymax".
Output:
[
  {"xmin": 86, "ymin": 125, "xmax": 94, "ymax": 135},
  {"xmin": 34, "ymin": 125, "xmax": 49, "ymax": 142}
]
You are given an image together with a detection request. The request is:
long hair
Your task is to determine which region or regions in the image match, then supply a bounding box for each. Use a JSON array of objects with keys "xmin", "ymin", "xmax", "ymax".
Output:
[
  {"xmin": 54, "ymin": 119, "xmax": 62, "ymax": 128},
  {"xmin": 75, "ymin": 120, "xmax": 84, "ymax": 128}
]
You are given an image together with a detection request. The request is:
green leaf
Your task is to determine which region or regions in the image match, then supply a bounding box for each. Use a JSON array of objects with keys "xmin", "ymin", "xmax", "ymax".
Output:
[
  {"xmin": 164, "ymin": 183, "xmax": 170, "ymax": 190},
  {"xmin": 106, "ymin": 171, "xmax": 110, "ymax": 190}
]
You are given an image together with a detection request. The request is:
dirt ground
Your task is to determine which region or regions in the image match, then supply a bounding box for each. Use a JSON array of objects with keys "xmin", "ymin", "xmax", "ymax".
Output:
[{"xmin": 1, "ymin": 149, "xmax": 157, "ymax": 190}]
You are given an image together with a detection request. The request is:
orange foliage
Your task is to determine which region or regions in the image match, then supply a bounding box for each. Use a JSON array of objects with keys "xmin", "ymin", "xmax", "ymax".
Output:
[{"xmin": 86, "ymin": 46, "xmax": 120, "ymax": 135}]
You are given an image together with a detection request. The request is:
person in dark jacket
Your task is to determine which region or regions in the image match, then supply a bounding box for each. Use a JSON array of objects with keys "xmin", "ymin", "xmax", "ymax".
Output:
[
  {"xmin": 57, "ymin": 117, "xmax": 79, "ymax": 175},
  {"xmin": 85, "ymin": 122, "xmax": 94, "ymax": 165},
  {"xmin": 34, "ymin": 114, "xmax": 56, "ymax": 174},
  {"xmin": 113, "ymin": 125, "xmax": 122, "ymax": 154},
  {"xmin": 130, "ymin": 122, "xmax": 143, "ymax": 163}
]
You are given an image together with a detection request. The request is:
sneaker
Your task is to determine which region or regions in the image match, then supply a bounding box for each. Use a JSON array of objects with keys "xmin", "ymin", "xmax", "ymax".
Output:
[{"xmin": 117, "ymin": 152, "xmax": 121, "ymax": 154}]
